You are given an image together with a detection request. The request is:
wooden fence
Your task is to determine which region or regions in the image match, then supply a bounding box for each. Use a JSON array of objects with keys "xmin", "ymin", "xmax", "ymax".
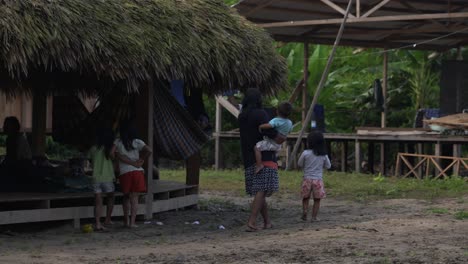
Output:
[{"xmin": 395, "ymin": 152, "xmax": 468, "ymax": 179}]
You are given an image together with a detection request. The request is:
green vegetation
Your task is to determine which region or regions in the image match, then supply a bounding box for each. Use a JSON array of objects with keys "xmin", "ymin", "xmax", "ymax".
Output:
[
  {"xmin": 160, "ymin": 169, "xmax": 468, "ymax": 201},
  {"xmin": 427, "ymin": 208, "xmax": 450, "ymax": 214},
  {"xmin": 454, "ymin": 211, "xmax": 468, "ymax": 220}
]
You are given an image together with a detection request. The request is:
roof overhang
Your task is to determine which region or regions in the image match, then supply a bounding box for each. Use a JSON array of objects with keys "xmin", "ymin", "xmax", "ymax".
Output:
[{"xmin": 235, "ymin": 0, "xmax": 468, "ymax": 51}]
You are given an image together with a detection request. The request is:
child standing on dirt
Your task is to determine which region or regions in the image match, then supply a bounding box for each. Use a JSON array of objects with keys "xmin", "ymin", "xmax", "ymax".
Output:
[
  {"xmin": 115, "ymin": 121, "xmax": 152, "ymax": 228},
  {"xmin": 298, "ymin": 131, "xmax": 331, "ymax": 222},
  {"xmin": 254, "ymin": 102, "xmax": 293, "ymax": 174},
  {"xmin": 88, "ymin": 127, "xmax": 116, "ymax": 231}
]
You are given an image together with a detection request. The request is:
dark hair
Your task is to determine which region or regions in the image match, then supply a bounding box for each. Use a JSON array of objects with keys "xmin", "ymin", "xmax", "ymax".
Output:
[
  {"xmin": 277, "ymin": 102, "xmax": 292, "ymax": 118},
  {"xmin": 96, "ymin": 127, "xmax": 115, "ymax": 159},
  {"xmin": 241, "ymin": 88, "xmax": 262, "ymax": 113},
  {"xmin": 3, "ymin": 116, "xmax": 20, "ymax": 135},
  {"xmin": 119, "ymin": 121, "xmax": 139, "ymax": 151},
  {"xmin": 307, "ymin": 131, "xmax": 327, "ymax": 156}
]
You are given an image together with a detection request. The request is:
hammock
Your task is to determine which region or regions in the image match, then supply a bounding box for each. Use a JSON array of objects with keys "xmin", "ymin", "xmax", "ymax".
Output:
[
  {"xmin": 153, "ymin": 86, "xmax": 209, "ymax": 160},
  {"xmin": 53, "ymin": 87, "xmax": 208, "ymax": 160}
]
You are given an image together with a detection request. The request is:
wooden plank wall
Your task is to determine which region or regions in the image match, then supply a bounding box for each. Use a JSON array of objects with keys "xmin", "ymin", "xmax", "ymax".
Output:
[
  {"xmin": 0, "ymin": 95, "xmax": 97, "ymax": 132},
  {"xmin": 0, "ymin": 95, "xmax": 52, "ymax": 131}
]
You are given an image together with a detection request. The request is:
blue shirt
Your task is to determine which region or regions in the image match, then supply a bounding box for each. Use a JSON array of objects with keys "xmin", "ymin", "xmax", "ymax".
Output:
[{"xmin": 269, "ymin": 117, "xmax": 293, "ymax": 136}]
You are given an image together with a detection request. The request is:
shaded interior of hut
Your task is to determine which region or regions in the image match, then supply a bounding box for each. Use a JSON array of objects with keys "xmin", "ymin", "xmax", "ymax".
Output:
[{"xmin": 0, "ymin": 80, "xmax": 210, "ymax": 193}]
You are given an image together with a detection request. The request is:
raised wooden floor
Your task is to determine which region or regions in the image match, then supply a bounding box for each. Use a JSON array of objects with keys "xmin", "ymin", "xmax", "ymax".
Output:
[{"xmin": 0, "ymin": 180, "xmax": 198, "ymax": 226}]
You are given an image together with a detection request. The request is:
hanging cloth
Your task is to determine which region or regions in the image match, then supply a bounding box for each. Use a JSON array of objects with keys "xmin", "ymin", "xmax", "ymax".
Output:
[
  {"xmin": 52, "ymin": 96, "xmax": 90, "ymax": 147},
  {"xmin": 373, "ymin": 79, "xmax": 384, "ymax": 112}
]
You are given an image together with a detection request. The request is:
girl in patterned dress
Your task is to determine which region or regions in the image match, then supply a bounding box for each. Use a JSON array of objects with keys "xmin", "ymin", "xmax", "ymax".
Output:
[{"xmin": 298, "ymin": 131, "xmax": 331, "ymax": 222}]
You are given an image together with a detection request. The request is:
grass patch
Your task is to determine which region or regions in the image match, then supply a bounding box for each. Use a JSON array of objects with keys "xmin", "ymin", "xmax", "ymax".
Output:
[
  {"xmin": 160, "ymin": 169, "xmax": 468, "ymax": 201},
  {"xmin": 454, "ymin": 211, "xmax": 468, "ymax": 220},
  {"xmin": 427, "ymin": 208, "xmax": 449, "ymax": 214}
]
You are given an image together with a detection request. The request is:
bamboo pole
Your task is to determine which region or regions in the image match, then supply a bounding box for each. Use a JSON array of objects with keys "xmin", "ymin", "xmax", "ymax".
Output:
[
  {"xmin": 287, "ymin": 0, "xmax": 354, "ymax": 170},
  {"xmin": 302, "ymin": 42, "xmax": 309, "ymax": 125}
]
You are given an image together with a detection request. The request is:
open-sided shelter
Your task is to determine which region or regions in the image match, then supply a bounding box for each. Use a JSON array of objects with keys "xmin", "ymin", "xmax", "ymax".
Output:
[
  {"xmin": 0, "ymin": 0, "xmax": 286, "ymax": 225},
  {"xmin": 234, "ymin": 0, "xmax": 468, "ymax": 175}
]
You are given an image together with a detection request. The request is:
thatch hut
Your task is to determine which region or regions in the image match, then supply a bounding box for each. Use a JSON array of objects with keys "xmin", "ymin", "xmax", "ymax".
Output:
[{"xmin": 0, "ymin": 0, "xmax": 286, "ymax": 225}]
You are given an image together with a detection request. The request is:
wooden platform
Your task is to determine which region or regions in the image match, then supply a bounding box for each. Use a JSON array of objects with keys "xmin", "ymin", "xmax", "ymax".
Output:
[{"xmin": 0, "ymin": 180, "xmax": 198, "ymax": 226}]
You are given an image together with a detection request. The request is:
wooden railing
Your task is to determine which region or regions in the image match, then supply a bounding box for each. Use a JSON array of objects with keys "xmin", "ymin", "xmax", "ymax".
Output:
[{"xmin": 395, "ymin": 153, "xmax": 468, "ymax": 179}]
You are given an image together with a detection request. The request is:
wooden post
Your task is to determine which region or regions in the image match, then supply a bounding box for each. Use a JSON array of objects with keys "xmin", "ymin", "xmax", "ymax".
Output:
[
  {"xmin": 355, "ymin": 139, "xmax": 361, "ymax": 173},
  {"xmin": 417, "ymin": 143, "xmax": 423, "ymax": 177},
  {"xmin": 381, "ymin": 143, "xmax": 387, "ymax": 175},
  {"xmin": 302, "ymin": 41, "xmax": 309, "ymax": 125},
  {"xmin": 453, "ymin": 144, "xmax": 461, "ymax": 176},
  {"xmin": 368, "ymin": 142, "xmax": 375, "ymax": 174},
  {"xmin": 287, "ymin": 0, "xmax": 353, "ymax": 170},
  {"xmin": 395, "ymin": 153, "xmax": 401, "ymax": 177},
  {"xmin": 214, "ymin": 99, "xmax": 222, "ymax": 170},
  {"xmin": 434, "ymin": 141, "xmax": 441, "ymax": 176},
  {"xmin": 380, "ymin": 49, "xmax": 388, "ymax": 176},
  {"xmin": 31, "ymin": 92, "xmax": 47, "ymax": 157},
  {"xmin": 135, "ymin": 82, "xmax": 154, "ymax": 220},
  {"xmin": 186, "ymin": 152, "xmax": 201, "ymax": 185},
  {"xmin": 341, "ymin": 141, "xmax": 348, "ymax": 172}
]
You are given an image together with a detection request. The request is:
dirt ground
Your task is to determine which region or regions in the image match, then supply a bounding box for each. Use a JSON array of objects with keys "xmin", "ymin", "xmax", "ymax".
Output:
[{"xmin": 1, "ymin": 193, "xmax": 467, "ymax": 264}]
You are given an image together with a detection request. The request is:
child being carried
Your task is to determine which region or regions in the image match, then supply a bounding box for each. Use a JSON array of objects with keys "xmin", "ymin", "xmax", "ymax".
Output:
[{"xmin": 254, "ymin": 102, "xmax": 293, "ymax": 174}]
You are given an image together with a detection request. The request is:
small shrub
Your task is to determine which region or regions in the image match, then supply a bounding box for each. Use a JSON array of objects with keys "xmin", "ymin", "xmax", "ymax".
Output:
[
  {"xmin": 454, "ymin": 211, "xmax": 468, "ymax": 220},
  {"xmin": 427, "ymin": 208, "xmax": 449, "ymax": 214}
]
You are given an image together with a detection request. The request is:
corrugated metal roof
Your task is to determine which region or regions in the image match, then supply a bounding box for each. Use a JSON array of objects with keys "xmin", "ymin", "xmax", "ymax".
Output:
[{"xmin": 235, "ymin": 0, "xmax": 468, "ymax": 50}]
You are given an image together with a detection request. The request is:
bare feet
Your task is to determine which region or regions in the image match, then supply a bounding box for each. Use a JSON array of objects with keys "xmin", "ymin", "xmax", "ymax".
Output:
[
  {"xmin": 301, "ymin": 213, "xmax": 307, "ymax": 221},
  {"xmin": 254, "ymin": 164, "xmax": 264, "ymax": 174},
  {"xmin": 245, "ymin": 224, "xmax": 258, "ymax": 232},
  {"xmin": 94, "ymin": 226, "xmax": 108, "ymax": 232},
  {"xmin": 104, "ymin": 220, "xmax": 114, "ymax": 226},
  {"xmin": 263, "ymin": 223, "xmax": 273, "ymax": 229}
]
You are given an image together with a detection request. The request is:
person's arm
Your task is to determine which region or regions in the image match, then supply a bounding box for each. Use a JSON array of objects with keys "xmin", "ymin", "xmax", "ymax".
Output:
[
  {"xmin": 324, "ymin": 155, "xmax": 331, "ymax": 169},
  {"xmin": 109, "ymin": 145, "xmax": 117, "ymax": 160},
  {"xmin": 115, "ymin": 152, "xmax": 143, "ymax": 168},
  {"xmin": 138, "ymin": 145, "xmax": 152, "ymax": 163},
  {"xmin": 259, "ymin": 123, "xmax": 273, "ymax": 131},
  {"xmin": 297, "ymin": 152, "xmax": 306, "ymax": 168}
]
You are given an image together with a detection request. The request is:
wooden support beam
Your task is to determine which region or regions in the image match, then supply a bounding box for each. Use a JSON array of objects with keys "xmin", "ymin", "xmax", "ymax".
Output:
[
  {"xmin": 453, "ymin": 144, "xmax": 461, "ymax": 176},
  {"xmin": 341, "ymin": 141, "xmax": 348, "ymax": 172},
  {"xmin": 260, "ymin": 12, "xmax": 468, "ymax": 28},
  {"xmin": 368, "ymin": 142, "xmax": 375, "ymax": 174},
  {"xmin": 186, "ymin": 152, "xmax": 201, "ymax": 185},
  {"xmin": 302, "ymin": 42, "xmax": 309, "ymax": 125},
  {"xmin": 361, "ymin": 0, "xmax": 391, "ymax": 18},
  {"xmin": 417, "ymin": 143, "xmax": 423, "ymax": 177},
  {"xmin": 381, "ymin": 50, "xmax": 388, "ymax": 128},
  {"xmin": 215, "ymin": 96, "xmax": 239, "ymax": 118},
  {"xmin": 244, "ymin": 0, "xmax": 277, "ymax": 16},
  {"xmin": 380, "ymin": 143, "xmax": 386, "ymax": 175},
  {"xmin": 355, "ymin": 139, "xmax": 361, "ymax": 173},
  {"xmin": 135, "ymin": 82, "xmax": 154, "ymax": 220},
  {"xmin": 320, "ymin": 0, "xmax": 356, "ymax": 18},
  {"xmin": 288, "ymin": 78, "xmax": 305, "ymax": 104},
  {"xmin": 287, "ymin": 0, "xmax": 353, "ymax": 170},
  {"xmin": 214, "ymin": 99, "xmax": 222, "ymax": 170},
  {"xmin": 434, "ymin": 142, "xmax": 442, "ymax": 176},
  {"xmin": 356, "ymin": 0, "xmax": 360, "ymax": 18},
  {"xmin": 31, "ymin": 92, "xmax": 47, "ymax": 157}
]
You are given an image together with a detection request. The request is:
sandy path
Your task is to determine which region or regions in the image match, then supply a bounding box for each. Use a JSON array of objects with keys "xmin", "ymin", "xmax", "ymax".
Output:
[{"xmin": 0, "ymin": 194, "xmax": 467, "ymax": 263}]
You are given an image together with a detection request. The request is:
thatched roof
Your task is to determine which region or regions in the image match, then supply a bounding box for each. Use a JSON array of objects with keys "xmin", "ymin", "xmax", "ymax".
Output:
[{"xmin": 0, "ymin": 0, "xmax": 286, "ymax": 96}]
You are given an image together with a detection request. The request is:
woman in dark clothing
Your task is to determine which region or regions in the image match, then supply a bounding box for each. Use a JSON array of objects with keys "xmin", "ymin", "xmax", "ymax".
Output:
[
  {"xmin": 1, "ymin": 116, "xmax": 32, "ymax": 191},
  {"xmin": 238, "ymin": 88, "xmax": 279, "ymax": 231}
]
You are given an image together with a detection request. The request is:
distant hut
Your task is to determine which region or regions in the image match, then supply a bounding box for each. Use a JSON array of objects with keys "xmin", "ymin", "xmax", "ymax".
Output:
[{"xmin": 0, "ymin": 0, "xmax": 286, "ymax": 225}]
